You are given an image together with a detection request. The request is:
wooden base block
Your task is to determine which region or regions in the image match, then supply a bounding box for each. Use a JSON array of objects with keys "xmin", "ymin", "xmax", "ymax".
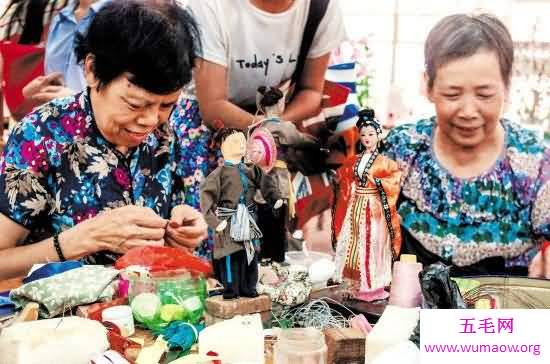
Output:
[
  {"xmin": 205, "ymin": 295, "xmax": 272, "ymax": 319},
  {"xmin": 325, "ymin": 327, "xmax": 366, "ymax": 364},
  {"xmin": 204, "ymin": 310, "xmax": 271, "ymax": 326}
]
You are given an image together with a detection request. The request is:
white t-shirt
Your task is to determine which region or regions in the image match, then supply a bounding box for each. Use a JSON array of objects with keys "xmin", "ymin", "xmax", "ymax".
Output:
[{"xmin": 187, "ymin": 0, "xmax": 347, "ymax": 106}]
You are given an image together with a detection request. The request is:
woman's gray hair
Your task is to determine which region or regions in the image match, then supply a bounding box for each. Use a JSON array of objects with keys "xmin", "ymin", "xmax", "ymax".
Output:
[{"xmin": 424, "ymin": 13, "xmax": 514, "ymax": 90}]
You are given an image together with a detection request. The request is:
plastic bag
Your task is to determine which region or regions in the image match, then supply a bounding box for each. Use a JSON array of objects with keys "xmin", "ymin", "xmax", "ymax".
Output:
[
  {"xmin": 419, "ymin": 262, "xmax": 467, "ymax": 309},
  {"xmin": 114, "ymin": 246, "xmax": 212, "ymax": 275}
]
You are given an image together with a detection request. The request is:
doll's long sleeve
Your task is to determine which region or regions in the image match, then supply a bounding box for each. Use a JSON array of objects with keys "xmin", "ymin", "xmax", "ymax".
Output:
[
  {"xmin": 372, "ymin": 155, "xmax": 403, "ymax": 255},
  {"xmin": 200, "ymin": 171, "xmax": 222, "ymax": 230},
  {"xmin": 375, "ymin": 157, "xmax": 402, "ymax": 208}
]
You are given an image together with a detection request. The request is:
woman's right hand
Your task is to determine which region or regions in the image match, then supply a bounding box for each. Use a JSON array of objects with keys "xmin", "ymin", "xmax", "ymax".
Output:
[{"xmin": 69, "ymin": 205, "xmax": 168, "ymax": 255}]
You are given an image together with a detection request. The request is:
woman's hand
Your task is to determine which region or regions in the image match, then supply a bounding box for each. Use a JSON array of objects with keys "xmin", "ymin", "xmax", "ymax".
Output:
[
  {"xmin": 528, "ymin": 243, "xmax": 550, "ymax": 279},
  {"xmin": 22, "ymin": 72, "xmax": 74, "ymax": 104},
  {"xmin": 70, "ymin": 205, "xmax": 168, "ymax": 255},
  {"xmin": 165, "ymin": 205, "xmax": 208, "ymax": 252}
]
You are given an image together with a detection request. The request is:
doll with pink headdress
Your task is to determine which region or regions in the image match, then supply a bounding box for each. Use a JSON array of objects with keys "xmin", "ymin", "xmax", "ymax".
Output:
[{"xmin": 250, "ymin": 86, "xmax": 321, "ymax": 263}]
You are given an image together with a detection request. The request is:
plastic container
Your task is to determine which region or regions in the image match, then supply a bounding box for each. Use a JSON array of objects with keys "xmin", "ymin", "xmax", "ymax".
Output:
[
  {"xmin": 101, "ymin": 305, "xmax": 135, "ymax": 337},
  {"xmin": 273, "ymin": 328, "xmax": 327, "ymax": 364},
  {"xmin": 123, "ymin": 269, "xmax": 208, "ymax": 329}
]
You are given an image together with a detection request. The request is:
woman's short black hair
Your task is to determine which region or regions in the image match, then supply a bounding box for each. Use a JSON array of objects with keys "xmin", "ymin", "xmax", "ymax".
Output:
[{"xmin": 75, "ymin": 0, "xmax": 201, "ymax": 94}]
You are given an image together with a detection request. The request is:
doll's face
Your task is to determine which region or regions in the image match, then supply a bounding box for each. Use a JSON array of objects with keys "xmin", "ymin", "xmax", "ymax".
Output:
[
  {"xmin": 221, "ymin": 132, "xmax": 247, "ymax": 161},
  {"xmin": 360, "ymin": 126, "xmax": 378, "ymax": 151},
  {"xmin": 248, "ymin": 142, "xmax": 263, "ymax": 164}
]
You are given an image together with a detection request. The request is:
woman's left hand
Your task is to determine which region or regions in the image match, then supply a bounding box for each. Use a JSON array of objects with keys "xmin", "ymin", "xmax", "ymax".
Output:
[
  {"xmin": 528, "ymin": 243, "xmax": 550, "ymax": 279},
  {"xmin": 165, "ymin": 205, "xmax": 208, "ymax": 252}
]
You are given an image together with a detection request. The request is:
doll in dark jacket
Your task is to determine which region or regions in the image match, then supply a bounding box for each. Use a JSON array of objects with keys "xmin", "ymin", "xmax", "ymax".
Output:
[{"xmin": 200, "ymin": 128, "xmax": 282, "ymax": 299}]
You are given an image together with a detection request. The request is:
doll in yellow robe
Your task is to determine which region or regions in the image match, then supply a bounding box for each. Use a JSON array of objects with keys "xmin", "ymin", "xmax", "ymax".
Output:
[{"xmin": 332, "ymin": 108, "xmax": 402, "ymax": 301}]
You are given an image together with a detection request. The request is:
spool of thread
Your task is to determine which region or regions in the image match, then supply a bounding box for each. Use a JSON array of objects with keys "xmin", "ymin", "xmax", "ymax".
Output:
[
  {"xmin": 350, "ymin": 314, "xmax": 373, "ymax": 335},
  {"xmin": 388, "ymin": 255, "xmax": 422, "ymax": 308}
]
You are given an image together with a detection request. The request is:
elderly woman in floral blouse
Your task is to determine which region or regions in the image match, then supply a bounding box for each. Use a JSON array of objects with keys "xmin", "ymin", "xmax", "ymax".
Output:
[
  {"xmin": 382, "ymin": 14, "xmax": 550, "ymax": 277},
  {"xmin": 0, "ymin": 0, "xmax": 208, "ymax": 279}
]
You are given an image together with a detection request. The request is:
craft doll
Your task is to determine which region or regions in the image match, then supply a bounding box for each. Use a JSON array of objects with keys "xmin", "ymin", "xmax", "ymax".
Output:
[
  {"xmin": 250, "ymin": 86, "xmax": 320, "ymax": 263},
  {"xmin": 200, "ymin": 128, "xmax": 282, "ymax": 299},
  {"xmin": 332, "ymin": 108, "xmax": 402, "ymax": 302}
]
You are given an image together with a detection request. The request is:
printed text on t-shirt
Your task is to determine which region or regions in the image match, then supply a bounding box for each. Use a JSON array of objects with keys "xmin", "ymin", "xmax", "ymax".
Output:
[{"xmin": 235, "ymin": 53, "xmax": 297, "ymax": 76}]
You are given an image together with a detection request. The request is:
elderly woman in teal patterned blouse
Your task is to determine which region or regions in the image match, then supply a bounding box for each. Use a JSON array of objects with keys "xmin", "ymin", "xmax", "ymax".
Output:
[{"xmin": 382, "ymin": 14, "xmax": 550, "ymax": 277}]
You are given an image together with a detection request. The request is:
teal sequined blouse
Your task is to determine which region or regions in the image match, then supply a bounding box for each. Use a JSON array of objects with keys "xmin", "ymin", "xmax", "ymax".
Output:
[{"xmin": 382, "ymin": 118, "xmax": 550, "ymax": 269}]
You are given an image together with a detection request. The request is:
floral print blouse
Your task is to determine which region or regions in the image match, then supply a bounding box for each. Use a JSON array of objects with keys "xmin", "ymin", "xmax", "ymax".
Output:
[
  {"xmin": 0, "ymin": 91, "xmax": 187, "ymax": 264},
  {"xmin": 382, "ymin": 118, "xmax": 550, "ymax": 270}
]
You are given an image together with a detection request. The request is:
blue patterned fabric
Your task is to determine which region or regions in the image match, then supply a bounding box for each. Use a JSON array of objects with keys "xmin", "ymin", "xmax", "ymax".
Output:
[
  {"xmin": 382, "ymin": 117, "xmax": 550, "ymax": 268},
  {"xmin": 0, "ymin": 90, "xmax": 188, "ymax": 264},
  {"xmin": 170, "ymin": 97, "xmax": 222, "ymax": 260}
]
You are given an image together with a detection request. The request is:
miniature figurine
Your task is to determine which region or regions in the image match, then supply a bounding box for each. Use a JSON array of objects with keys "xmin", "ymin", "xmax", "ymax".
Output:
[
  {"xmin": 251, "ymin": 86, "xmax": 320, "ymax": 263},
  {"xmin": 200, "ymin": 128, "xmax": 281, "ymax": 299},
  {"xmin": 332, "ymin": 108, "xmax": 402, "ymax": 301}
]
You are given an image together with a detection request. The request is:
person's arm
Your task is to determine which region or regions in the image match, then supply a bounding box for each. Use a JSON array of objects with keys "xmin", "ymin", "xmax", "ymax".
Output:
[
  {"xmin": 281, "ymin": 53, "xmax": 330, "ymax": 123},
  {"xmin": 0, "ymin": 206, "xmax": 168, "ymax": 280},
  {"xmin": 194, "ymin": 59, "xmax": 255, "ymax": 130},
  {"xmin": 195, "ymin": 53, "xmax": 330, "ymax": 129},
  {"xmin": 0, "ymin": 214, "xmax": 92, "ymax": 279},
  {"xmin": 22, "ymin": 72, "xmax": 74, "ymax": 105}
]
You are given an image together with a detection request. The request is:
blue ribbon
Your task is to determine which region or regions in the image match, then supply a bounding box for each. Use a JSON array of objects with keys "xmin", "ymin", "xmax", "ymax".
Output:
[{"xmin": 23, "ymin": 260, "xmax": 83, "ymax": 284}]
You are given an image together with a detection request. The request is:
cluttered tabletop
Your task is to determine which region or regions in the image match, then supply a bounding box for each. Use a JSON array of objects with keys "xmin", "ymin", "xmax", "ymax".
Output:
[{"xmin": 1, "ymin": 247, "xmax": 550, "ymax": 364}]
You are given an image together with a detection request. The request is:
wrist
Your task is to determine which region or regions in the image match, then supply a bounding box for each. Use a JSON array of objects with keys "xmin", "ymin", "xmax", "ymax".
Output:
[{"xmin": 60, "ymin": 222, "xmax": 97, "ymax": 258}]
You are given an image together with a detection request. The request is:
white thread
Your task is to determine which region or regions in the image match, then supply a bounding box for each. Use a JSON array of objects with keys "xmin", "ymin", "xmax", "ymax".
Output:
[{"xmin": 272, "ymin": 297, "xmax": 357, "ymax": 330}]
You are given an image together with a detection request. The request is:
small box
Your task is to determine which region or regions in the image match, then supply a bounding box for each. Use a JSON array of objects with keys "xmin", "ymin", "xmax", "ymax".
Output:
[
  {"xmin": 325, "ymin": 327, "xmax": 366, "ymax": 364},
  {"xmin": 205, "ymin": 295, "xmax": 271, "ymax": 319},
  {"xmin": 204, "ymin": 310, "xmax": 271, "ymax": 326}
]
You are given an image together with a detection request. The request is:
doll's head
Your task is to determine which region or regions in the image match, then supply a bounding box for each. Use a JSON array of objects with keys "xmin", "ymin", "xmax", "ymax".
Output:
[
  {"xmin": 356, "ymin": 108, "xmax": 382, "ymax": 153},
  {"xmin": 218, "ymin": 128, "xmax": 247, "ymax": 163},
  {"xmin": 256, "ymin": 86, "xmax": 285, "ymax": 117}
]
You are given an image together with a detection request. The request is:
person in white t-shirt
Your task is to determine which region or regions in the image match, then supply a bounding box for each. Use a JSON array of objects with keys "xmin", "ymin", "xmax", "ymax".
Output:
[
  {"xmin": 170, "ymin": 0, "xmax": 346, "ymax": 260},
  {"xmin": 192, "ymin": 0, "xmax": 346, "ymax": 126}
]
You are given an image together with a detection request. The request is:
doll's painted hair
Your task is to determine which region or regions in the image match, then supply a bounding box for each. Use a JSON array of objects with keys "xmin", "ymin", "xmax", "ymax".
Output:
[
  {"xmin": 355, "ymin": 108, "xmax": 382, "ymax": 154},
  {"xmin": 256, "ymin": 86, "xmax": 285, "ymax": 111},
  {"xmin": 257, "ymin": 86, "xmax": 284, "ymax": 108},
  {"xmin": 215, "ymin": 128, "xmax": 245, "ymax": 144},
  {"xmin": 356, "ymin": 108, "xmax": 382, "ymax": 135}
]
